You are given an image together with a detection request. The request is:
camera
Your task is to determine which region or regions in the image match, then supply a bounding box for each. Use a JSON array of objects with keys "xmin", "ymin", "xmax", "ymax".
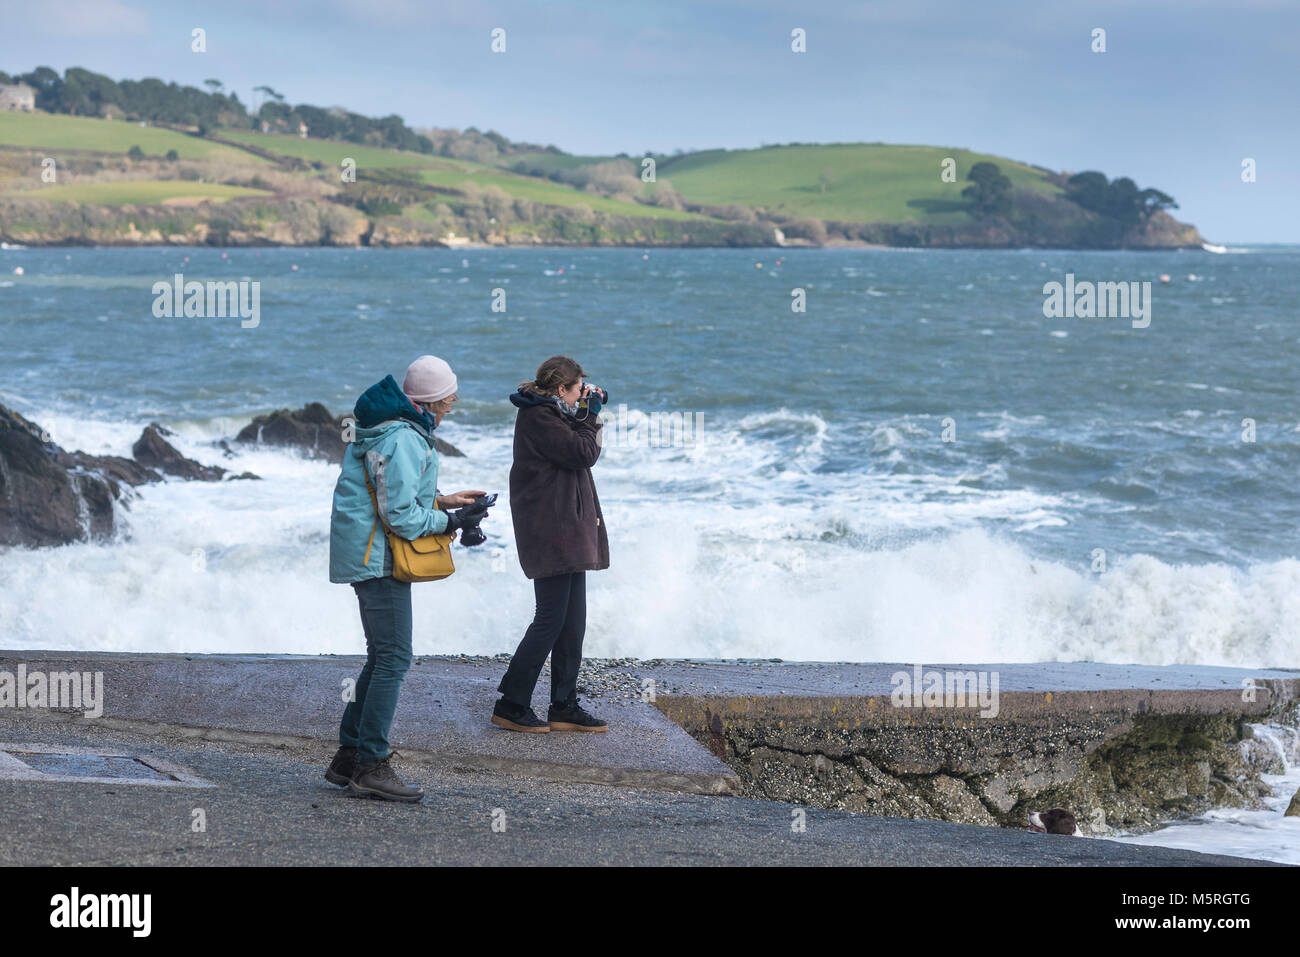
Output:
[{"xmin": 457, "ymin": 493, "xmax": 497, "ymax": 547}]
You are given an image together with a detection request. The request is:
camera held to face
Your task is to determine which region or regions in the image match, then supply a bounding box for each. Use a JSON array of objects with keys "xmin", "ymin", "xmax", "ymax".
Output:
[{"xmin": 577, "ymin": 383, "xmax": 607, "ymax": 411}]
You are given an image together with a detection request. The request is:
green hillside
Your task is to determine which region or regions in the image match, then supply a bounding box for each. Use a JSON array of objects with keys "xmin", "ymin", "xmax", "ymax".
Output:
[
  {"xmin": 0, "ymin": 114, "xmax": 1072, "ymax": 229},
  {"xmin": 657, "ymin": 143, "xmax": 1059, "ymax": 223},
  {"xmin": 220, "ymin": 130, "xmax": 441, "ymax": 169},
  {"xmin": 0, "ymin": 108, "xmax": 1198, "ymax": 249},
  {"xmin": 12, "ymin": 181, "xmax": 271, "ymax": 205},
  {"xmin": 220, "ymin": 131, "xmax": 698, "ymax": 219},
  {"xmin": 0, "ymin": 112, "xmax": 261, "ymax": 164},
  {"xmin": 413, "ymin": 166, "xmax": 700, "ymax": 220},
  {"xmin": 509, "ymin": 152, "xmax": 619, "ymax": 173}
]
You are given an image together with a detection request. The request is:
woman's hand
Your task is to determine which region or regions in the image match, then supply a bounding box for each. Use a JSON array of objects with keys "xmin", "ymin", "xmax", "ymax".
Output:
[
  {"xmin": 439, "ymin": 490, "xmax": 487, "ymax": 508},
  {"xmin": 579, "ymin": 383, "xmax": 607, "ymax": 416}
]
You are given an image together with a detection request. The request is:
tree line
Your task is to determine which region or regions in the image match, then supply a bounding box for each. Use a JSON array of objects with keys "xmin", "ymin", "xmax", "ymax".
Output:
[
  {"xmin": 963, "ymin": 160, "xmax": 1177, "ymax": 233},
  {"xmin": 0, "ymin": 66, "xmax": 434, "ymax": 153}
]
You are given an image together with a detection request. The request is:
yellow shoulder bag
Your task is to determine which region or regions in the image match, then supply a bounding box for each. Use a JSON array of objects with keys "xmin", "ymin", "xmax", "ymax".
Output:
[{"xmin": 363, "ymin": 468, "xmax": 455, "ymax": 583}]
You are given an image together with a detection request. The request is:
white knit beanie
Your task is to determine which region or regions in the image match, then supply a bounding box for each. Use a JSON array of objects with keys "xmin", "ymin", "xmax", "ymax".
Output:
[{"xmin": 403, "ymin": 355, "xmax": 458, "ymax": 403}]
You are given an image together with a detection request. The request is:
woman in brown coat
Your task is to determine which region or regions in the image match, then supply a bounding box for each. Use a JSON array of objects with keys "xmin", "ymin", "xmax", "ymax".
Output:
[{"xmin": 493, "ymin": 356, "xmax": 610, "ymax": 733}]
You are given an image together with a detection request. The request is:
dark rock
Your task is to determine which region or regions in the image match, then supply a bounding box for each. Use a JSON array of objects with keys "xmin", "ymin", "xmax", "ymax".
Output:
[
  {"xmin": 0, "ymin": 404, "xmax": 119, "ymax": 546},
  {"xmin": 235, "ymin": 402, "xmax": 464, "ymax": 462},
  {"xmin": 235, "ymin": 402, "xmax": 342, "ymax": 462},
  {"xmin": 1287, "ymin": 787, "xmax": 1300, "ymax": 818},
  {"xmin": 132, "ymin": 423, "xmax": 226, "ymax": 481},
  {"xmin": 432, "ymin": 435, "xmax": 465, "ymax": 459},
  {"xmin": 0, "ymin": 404, "xmax": 258, "ymax": 547},
  {"xmin": 56, "ymin": 450, "xmax": 161, "ymax": 487}
]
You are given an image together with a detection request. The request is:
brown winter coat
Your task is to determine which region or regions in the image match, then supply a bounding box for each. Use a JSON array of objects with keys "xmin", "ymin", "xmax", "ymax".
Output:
[{"xmin": 508, "ymin": 394, "xmax": 609, "ymax": 579}]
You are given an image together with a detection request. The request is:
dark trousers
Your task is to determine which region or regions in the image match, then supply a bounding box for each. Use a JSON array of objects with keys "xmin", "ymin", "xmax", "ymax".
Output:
[
  {"xmin": 498, "ymin": 571, "xmax": 586, "ymax": 708},
  {"xmin": 338, "ymin": 575, "xmax": 413, "ymax": 765}
]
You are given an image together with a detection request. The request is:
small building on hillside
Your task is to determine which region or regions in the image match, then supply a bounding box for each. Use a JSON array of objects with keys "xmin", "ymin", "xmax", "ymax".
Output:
[{"xmin": 0, "ymin": 83, "xmax": 36, "ymax": 111}]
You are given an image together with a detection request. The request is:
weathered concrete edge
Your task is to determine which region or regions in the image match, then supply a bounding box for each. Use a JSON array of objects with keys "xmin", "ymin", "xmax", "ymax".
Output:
[
  {"xmin": 654, "ymin": 680, "xmax": 1300, "ymax": 728},
  {"xmin": 5, "ymin": 710, "xmax": 741, "ymax": 797}
]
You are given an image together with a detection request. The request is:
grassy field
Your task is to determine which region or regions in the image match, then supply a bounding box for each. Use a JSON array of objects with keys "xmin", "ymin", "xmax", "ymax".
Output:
[
  {"xmin": 224, "ymin": 131, "xmax": 700, "ymax": 219},
  {"xmin": 657, "ymin": 143, "xmax": 1060, "ymax": 223},
  {"xmin": 508, "ymin": 152, "xmax": 619, "ymax": 172},
  {"xmin": 7, "ymin": 181, "xmax": 272, "ymax": 205},
  {"xmin": 0, "ymin": 112, "xmax": 1086, "ymax": 239},
  {"xmin": 0, "ymin": 112, "xmax": 262, "ymax": 164},
  {"xmin": 414, "ymin": 166, "xmax": 702, "ymax": 220},
  {"xmin": 220, "ymin": 131, "xmax": 449, "ymax": 170}
]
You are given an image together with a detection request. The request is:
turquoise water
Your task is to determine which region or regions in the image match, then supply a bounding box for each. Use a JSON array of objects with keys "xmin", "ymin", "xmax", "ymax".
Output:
[{"xmin": 1, "ymin": 245, "xmax": 1298, "ymax": 668}]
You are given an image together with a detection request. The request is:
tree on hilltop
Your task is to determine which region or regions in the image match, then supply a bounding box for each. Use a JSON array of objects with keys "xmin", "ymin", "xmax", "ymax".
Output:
[{"xmin": 963, "ymin": 161, "xmax": 1012, "ymax": 216}]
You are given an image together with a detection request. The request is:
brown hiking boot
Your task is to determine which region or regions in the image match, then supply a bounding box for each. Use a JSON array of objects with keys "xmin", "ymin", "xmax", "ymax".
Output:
[
  {"xmin": 347, "ymin": 757, "xmax": 424, "ymax": 803},
  {"xmin": 325, "ymin": 746, "xmax": 358, "ymax": 787}
]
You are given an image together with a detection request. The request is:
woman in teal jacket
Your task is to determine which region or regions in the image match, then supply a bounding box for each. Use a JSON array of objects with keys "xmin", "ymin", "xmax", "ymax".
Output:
[{"xmin": 326, "ymin": 355, "xmax": 490, "ymax": 802}]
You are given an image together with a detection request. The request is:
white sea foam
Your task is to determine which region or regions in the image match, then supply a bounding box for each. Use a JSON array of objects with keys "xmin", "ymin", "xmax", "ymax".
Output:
[
  {"xmin": 1113, "ymin": 721, "xmax": 1300, "ymax": 864},
  {"xmin": 2, "ymin": 409, "xmax": 1298, "ymax": 669}
]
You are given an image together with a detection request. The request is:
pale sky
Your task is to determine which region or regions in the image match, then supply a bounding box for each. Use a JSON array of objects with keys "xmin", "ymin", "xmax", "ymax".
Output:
[{"xmin": 2, "ymin": 0, "xmax": 1296, "ymax": 241}]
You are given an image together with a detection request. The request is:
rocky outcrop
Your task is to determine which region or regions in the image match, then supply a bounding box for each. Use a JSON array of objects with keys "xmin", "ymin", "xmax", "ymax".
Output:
[
  {"xmin": 0, "ymin": 404, "xmax": 255, "ymax": 547},
  {"xmin": 368, "ymin": 218, "xmax": 451, "ymax": 247},
  {"xmin": 1287, "ymin": 787, "xmax": 1300, "ymax": 818},
  {"xmin": 2, "ymin": 394, "xmax": 472, "ymax": 548},
  {"xmin": 1238, "ymin": 722, "xmax": 1297, "ymax": 774},
  {"xmin": 1126, "ymin": 209, "xmax": 1204, "ymax": 249},
  {"xmin": 235, "ymin": 403, "xmax": 464, "ymax": 462},
  {"xmin": 54, "ymin": 451, "xmax": 159, "ymax": 487},
  {"xmin": 133, "ymin": 423, "xmax": 226, "ymax": 481},
  {"xmin": 0, "ymin": 196, "xmax": 368, "ymax": 247},
  {"xmin": 0, "ymin": 405, "xmax": 120, "ymax": 547},
  {"xmin": 234, "ymin": 403, "xmax": 342, "ymax": 462}
]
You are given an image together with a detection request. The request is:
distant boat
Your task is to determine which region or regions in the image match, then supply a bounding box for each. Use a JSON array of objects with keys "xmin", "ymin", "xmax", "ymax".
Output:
[
  {"xmin": 1202, "ymin": 242, "xmax": 1228, "ymax": 254},
  {"xmin": 0, "ymin": 242, "xmax": 26, "ymax": 250}
]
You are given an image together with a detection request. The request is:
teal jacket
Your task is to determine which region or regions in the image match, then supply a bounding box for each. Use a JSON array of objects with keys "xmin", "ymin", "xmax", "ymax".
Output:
[{"xmin": 329, "ymin": 375, "xmax": 450, "ymax": 583}]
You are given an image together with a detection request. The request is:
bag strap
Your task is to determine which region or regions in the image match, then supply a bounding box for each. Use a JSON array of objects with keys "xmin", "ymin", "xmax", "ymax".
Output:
[
  {"xmin": 361, "ymin": 451, "xmax": 447, "ymax": 566},
  {"xmin": 362, "ymin": 458, "xmax": 390, "ymax": 566},
  {"xmin": 363, "ymin": 517, "xmax": 378, "ymax": 566},
  {"xmin": 363, "ymin": 464, "xmax": 388, "ymax": 531}
]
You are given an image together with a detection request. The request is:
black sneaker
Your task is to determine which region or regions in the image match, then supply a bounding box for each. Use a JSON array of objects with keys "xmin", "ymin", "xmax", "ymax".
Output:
[
  {"xmin": 548, "ymin": 697, "xmax": 608, "ymax": 733},
  {"xmin": 325, "ymin": 746, "xmax": 358, "ymax": 787},
  {"xmin": 347, "ymin": 757, "xmax": 424, "ymax": 803},
  {"xmin": 491, "ymin": 698, "xmax": 551, "ymax": 733}
]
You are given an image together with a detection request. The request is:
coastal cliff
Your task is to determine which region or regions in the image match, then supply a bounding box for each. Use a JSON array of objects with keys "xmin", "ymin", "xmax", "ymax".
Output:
[{"xmin": 0, "ymin": 190, "xmax": 1205, "ymax": 250}]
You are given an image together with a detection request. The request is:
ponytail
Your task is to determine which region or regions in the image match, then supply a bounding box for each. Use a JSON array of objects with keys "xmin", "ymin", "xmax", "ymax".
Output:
[{"xmin": 522, "ymin": 355, "xmax": 586, "ymax": 397}]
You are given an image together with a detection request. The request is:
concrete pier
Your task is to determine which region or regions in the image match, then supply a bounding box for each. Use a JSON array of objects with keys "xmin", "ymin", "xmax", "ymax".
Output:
[{"xmin": 0, "ymin": 650, "xmax": 1294, "ymax": 865}]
